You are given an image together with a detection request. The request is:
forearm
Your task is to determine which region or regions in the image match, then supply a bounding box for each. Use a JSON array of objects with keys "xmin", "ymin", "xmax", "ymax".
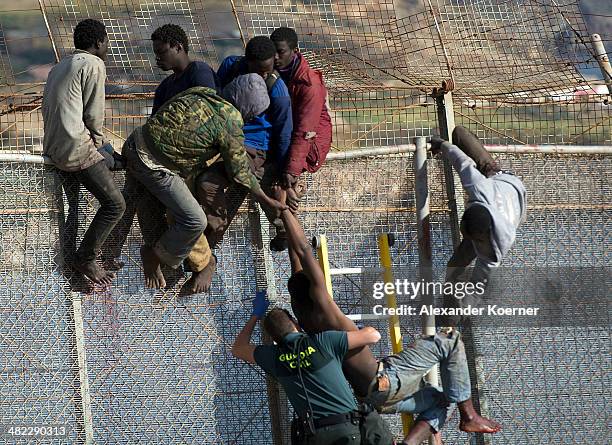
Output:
[
  {"xmin": 442, "ymin": 141, "xmax": 485, "ymax": 188},
  {"xmin": 280, "ymin": 209, "xmax": 310, "ymax": 258},
  {"xmin": 288, "ymin": 241, "xmax": 304, "ymax": 275},
  {"xmin": 233, "ymin": 315, "xmax": 258, "ymax": 350}
]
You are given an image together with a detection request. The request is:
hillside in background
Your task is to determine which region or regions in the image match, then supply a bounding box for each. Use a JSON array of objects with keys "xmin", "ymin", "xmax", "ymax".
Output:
[{"xmin": 0, "ymin": 0, "xmax": 610, "ymax": 83}]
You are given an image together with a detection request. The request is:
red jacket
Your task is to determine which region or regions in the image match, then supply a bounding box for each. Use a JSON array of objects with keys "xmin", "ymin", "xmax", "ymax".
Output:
[{"xmin": 284, "ymin": 53, "xmax": 333, "ymax": 176}]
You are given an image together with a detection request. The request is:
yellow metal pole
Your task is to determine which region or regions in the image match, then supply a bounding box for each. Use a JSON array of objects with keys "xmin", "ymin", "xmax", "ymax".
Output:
[
  {"xmin": 315, "ymin": 235, "xmax": 334, "ymax": 298},
  {"xmin": 377, "ymin": 233, "xmax": 413, "ymax": 434}
]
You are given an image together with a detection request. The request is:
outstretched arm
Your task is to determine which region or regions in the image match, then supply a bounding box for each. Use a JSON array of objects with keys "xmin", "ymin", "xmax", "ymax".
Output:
[
  {"xmin": 231, "ymin": 291, "xmax": 270, "ymax": 364},
  {"xmin": 272, "ymin": 186, "xmax": 359, "ymax": 332},
  {"xmin": 347, "ymin": 327, "xmax": 381, "ymax": 350},
  {"xmin": 231, "ymin": 315, "xmax": 258, "ymax": 364}
]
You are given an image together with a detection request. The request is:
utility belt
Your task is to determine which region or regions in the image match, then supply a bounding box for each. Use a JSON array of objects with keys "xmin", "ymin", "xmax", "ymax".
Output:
[{"xmin": 291, "ymin": 410, "xmax": 363, "ymax": 441}]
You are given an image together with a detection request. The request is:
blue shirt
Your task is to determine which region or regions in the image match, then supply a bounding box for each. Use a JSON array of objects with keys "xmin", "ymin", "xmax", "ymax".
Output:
[
  {"xmin": 152, "ymin": 61, "xmax": 220, "ymax": 115},
  {"xmin": 217, "ymin": 56, "xmax": 293, "ymax": 166}
]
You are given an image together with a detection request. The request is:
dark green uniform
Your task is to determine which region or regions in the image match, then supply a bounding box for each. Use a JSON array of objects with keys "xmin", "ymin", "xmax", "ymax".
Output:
[{"xmin": 254, "ymin": 331, "xmax": 361, "ymax": 444}]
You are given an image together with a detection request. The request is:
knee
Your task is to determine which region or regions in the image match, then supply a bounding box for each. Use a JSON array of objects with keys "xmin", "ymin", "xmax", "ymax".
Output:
[
  {"xmin": 106, "ymin": 193, "xmax": 126, "ymax": 220},
  {"xmin": 184, "ymin": 209, "xmax": 207, "ymax": 234},
  {"xmin": 452, "ymin": 125, "xmax": 468, "ymax": 140}
]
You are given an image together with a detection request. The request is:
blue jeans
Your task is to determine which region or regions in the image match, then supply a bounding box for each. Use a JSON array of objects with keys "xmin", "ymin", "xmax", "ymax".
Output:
[
  {"xmin": 121, "ymin": 137, "xmax": 207, "ymax": 268},
  {"xmin": 367, "ymin": 330, "xmax": 471, "ymax": 432}
]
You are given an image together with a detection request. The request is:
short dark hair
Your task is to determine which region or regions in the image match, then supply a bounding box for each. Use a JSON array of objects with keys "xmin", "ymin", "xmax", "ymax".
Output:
[
  {"xmin": 245, "ymin": 36, "xmax": 276, "ymax": 61},
  {"xmin": 270, "ymin": 27, "xmax": 298, "ymax": 49},
  {"xmin": 262, "ymin": 308, "xmax": 297, "ymax": 344},
  {"xmin": 151, "ymin": 24, "xmax": 189, "ymax": 53},
  {"xmin": 74, "ymin": 19, "xmax": 107, "ymax": 51},
  {"xmin": 288, "ymin": 272, "xmax": 313, "ymax": 320},
  {"xmin": 461, "ymin": 205, "xmax": 492, "ymax": 237}
]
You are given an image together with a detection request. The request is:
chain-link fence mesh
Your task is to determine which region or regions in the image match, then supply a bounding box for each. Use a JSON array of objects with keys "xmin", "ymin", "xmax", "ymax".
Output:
[{"xmin": 0, "ymin": 0, "xmax": 611, "ymax": 444}]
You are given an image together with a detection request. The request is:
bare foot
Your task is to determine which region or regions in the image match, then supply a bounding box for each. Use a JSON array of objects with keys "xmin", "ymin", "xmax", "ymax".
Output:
[
  {"xmin": 73, "ymin": 260, "xmax": 115, "ymax": 285},
  {"xmin": 101, "ymin": 257, "xmax": 125, "ymax": 271},
  {"xmin": 459, "ymin": 415, "xmax": 501, "ymax": 434},
  {"xmin": 140, "ymin": 246, "xmax": 166, "ymax": 289},
  {"xmin": 402, "ymin": 420, "xmax": 437, "ymax": 445},
  {"xmin": 182, "ymin": 255, "xmax": 216, "ymax": 295}
]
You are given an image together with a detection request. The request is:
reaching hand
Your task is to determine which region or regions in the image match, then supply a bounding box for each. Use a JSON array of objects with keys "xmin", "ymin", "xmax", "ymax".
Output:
[
  {"xmin": 252, "ymin": 188, "xmax": 288, "ymax": 212},
  {"xmin": 252, "ymin": 290, "xmax": 270, "ymax": 318},
  {"xmin": 270, "ymin": 184, "xmax": 287, "ymax": 204},
  {"xmin": 266, "ymin": 196, "xmax": 288, "ymax": 212},
  {"xmin": 428, "ymin": 136, "xmax": 446, "ymax": 155},
  {"xmin": 286, "ymin": 187, "xmax": 300, "ymax": 214}
]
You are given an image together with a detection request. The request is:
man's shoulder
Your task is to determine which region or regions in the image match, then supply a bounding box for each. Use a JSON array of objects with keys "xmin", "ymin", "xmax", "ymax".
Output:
[
  {"xmin": 313, "ymin": 330, "xmax": 347, "ymax": 345},
  {"xmin": 253, "ymin": 344, "xmax": 279, "ymax": 371},
  {"xmin": 74, "ymin": 51, "xmax": 105, "ymax": 70},
  {"xmin": 219, "ymin": 55, "xmax": 242, "ymax": 71},
  {"xmin": 293, "ymin": 54, "xmax": 324, "ymax": 85},
  {"xmin": 191, "ymin": 60, "xmax": 214, "ymax": 71}
]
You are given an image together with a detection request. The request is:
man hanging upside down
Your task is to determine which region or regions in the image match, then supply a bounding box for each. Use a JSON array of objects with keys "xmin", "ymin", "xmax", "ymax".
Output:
[
  {"xmin": 429, "ymin": 126, "xmax": 527, "ymax": 326},
  {"xmin": 271, "ymin": 186, "xmax": 501, "ymax": 444}
]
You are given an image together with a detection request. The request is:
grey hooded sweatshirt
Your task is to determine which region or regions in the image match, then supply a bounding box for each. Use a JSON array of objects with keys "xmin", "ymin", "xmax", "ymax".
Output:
[{"xmin": 441, "ymin": 141, "xmax": 527, "ymax": 278}]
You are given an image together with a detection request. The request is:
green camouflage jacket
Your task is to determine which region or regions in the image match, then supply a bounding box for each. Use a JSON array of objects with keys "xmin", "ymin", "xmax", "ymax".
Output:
[{"xmin": 142, "ymin": 86, "xmax": 260, "ymax": 191}]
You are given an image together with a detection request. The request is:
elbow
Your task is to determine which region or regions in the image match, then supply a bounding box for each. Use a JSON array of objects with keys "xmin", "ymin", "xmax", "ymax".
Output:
[{"xmin": 364, "ymin": 327, "xmax": 381, "ymax": 344}]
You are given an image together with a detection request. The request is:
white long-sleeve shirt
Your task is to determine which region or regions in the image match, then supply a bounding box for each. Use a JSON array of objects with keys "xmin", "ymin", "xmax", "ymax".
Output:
[{"xmin": 42, "ymin": 50, "xmax": 106, "ymax": 171}]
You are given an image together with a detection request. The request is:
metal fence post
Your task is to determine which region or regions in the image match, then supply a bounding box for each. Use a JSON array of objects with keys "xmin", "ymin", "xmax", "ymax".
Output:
[
  {"xmin": 248, "ymin": 203, "xmax": 289, "ymax": 445},
  {"xmin": 70, "ymin": 292, "xmax": 94, "ymax": 445},
  {"xmin": 435, "ymin": 91, "xmax": 490, "ymax": 445},
  {"xmin": 413, "ymin": 137, "xmax": 438, "ymax": 445},
  {"xmin": 591, "ymin": 34, "xmax": 612, "ymax": 98}
]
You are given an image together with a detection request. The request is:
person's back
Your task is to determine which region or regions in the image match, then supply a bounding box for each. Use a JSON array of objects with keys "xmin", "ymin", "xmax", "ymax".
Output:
[
  {"xmin": 438, "ymin": 137, "xmax": 527, "ymax": 266},
  {"xmin": 254, "ymin": 331, "xmax": 358, "ymax": 420},
  {"xmin": 43, "ymin": 51, "xmax": 106, "ymax": 171},
  {"xmin": 142, "ymin": 86, "xmax": 247, "ymax": 180}
]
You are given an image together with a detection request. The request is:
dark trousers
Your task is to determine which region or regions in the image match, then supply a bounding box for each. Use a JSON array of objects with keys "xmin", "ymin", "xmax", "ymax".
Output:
[
  {"xmin": 291, "ymin": 419, "xmax": 361, "ymax": 445},
  {"xmin": 195, "ymin": 148, "xmax": 272, "ymax": 249},
  {"xmin": 59, "ymin": 160, "xmax": 125, "ymax": 263},
  {"xmin": 452, "ymin": 126, "xmax": 499, "ymax": 177}
]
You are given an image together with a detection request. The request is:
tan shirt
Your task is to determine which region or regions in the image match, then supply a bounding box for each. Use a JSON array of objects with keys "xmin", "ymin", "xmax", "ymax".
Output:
[{"xmin": 42, "ymin": 50, "xmax": 106, "ymax": 171}]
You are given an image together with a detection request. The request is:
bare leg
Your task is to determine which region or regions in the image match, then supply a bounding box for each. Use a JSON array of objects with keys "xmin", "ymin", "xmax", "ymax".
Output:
[
  {"xmin": 183, "ymin": 254, "xmax": 217, "ymax": 295},
  {"xmin": 458, "ymin": 399, "xmax": 501, "ymax": 433},
  {"xmin": 402, "ymin": 420, "xmax": 442, "ymax": 445},
  {"xmin": 140, "ymin": 245, "xmax": 166, "ymax": 289}
]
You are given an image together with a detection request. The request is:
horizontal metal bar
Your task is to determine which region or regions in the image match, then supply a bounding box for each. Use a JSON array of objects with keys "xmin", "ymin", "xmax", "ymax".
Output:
[
  {"xmin": 329, "ymin": 267, "xmax": 364, "ymax": 275},
  {"xmin": 327, "ymin": 145, "xmax": 415, "ymax": 160},
  {"xmin": 1, "ymin": 144, "xmax": 610, "ymax": 165},
  {"xmin": 346, "ymin": 314, "xmax": 390, "ymax": 321},
  {"xmin": 326, "ymin": 144, "xmax": 612, "ymax": 160},
  {"xmin": 485, "ymin": 145, "xmax": 612, "ymax": 154},
  {"xmin": 0, "ymin": 153, "xmax": 51, "ymax": 164}
]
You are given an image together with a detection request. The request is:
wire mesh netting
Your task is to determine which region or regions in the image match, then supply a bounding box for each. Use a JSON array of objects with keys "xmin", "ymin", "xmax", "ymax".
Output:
[{"xmin": 0, "ymin": 0, "xmax": 611, "ymax": 444}]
